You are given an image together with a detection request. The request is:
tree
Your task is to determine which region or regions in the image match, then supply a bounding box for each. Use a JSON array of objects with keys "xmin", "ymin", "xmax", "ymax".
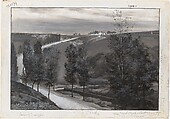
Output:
[
  {"xmin": 149, "ymin": 46, "xmax": 159, "ymax": 82},
  {"xmin": 65, "ymin": 44, "xmax": 77, "ymax": 97},
  {"xmin": 105, "ymin": 10, "xmax": 135, "ymax": 109},
  {"xmin": 45, "ymin": 47, "xmax": 60, "ymax": 99},
  {"xmin": 46, "ymin": 60, "xmax": 54, "ymax": 99},
  {"xmin": 106, "ymin": 10, "xmax": 154, "ymax": 109},
  {"xmin": 112, "ymin": 10, "xmax": 132, "ymax": 34},
  {"xmin": 130, "ymin": 39, "xmax": 154, "ymax": 109},
  {"xmin": 76, "ymin": 46, "xmax": 89, "ymax": 100},
  {"xmin": 20, "ymin": 67, "xmax": 27, "ymax": 84},
  {"xmin": 87, "ymin": 53, "xmax": 106, "ymax": 78},
  {"xmin": 23, "ymin": 40, "xmax": 33, "ymax": 85},
  {"xmin": 11, "ymin": 42, "xmax": 18, "ymax": 81},
  {"xmin": 106, "ymin": 33, "xmax": 135, "ymax": 109},
  {"xmin": 18, "ymin": 45, "xmax": 23, "ymax": 54},
  {"xmin": 33, "ymin": 41, "xmax": 45, "ymax": 92}
]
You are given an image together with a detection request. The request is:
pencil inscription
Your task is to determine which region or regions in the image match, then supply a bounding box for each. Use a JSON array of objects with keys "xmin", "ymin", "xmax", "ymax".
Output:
[{"xmin": 6, "ymin": 2, "xmax": 17, "ymax": 7}]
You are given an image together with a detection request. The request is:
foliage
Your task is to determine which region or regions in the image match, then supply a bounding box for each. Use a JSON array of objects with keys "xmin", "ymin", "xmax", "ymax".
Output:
[
  {"xmin": 149, "ymin": 46, "xmax": 159, "ymax": 82},
  {"xmin": 106, "ymin": 34, "xmax": 156, "ymax": 109},
  {"xmin": 20, "ymin": 68, "xmax": 27, "ymax": 85},
  {"xmin": 18, "ymin": 45, "xmax": 23, "ymax": 54},
  {"xmin": 23, "ymin": 40, "xmax": 34, "ymax": 85},
  {"xmin": 105, "ymin": 10, "xmax": 156, "ymax": 109},
  {"xmin": 130, "ymin": 39, "xmax": 155, "ymax": 109},
  {"xmin": 45, "ymin": 47, "xmax": 60, "ymax": 98},
  {"xmin": 76, "ymin": 45, "xmax": 89, "ymax": 100},
  {"xmin": 65, "ymin": 42, "xmax": 89, "ymax": 99},
  {"xmin": 65, "ymin": 44, "xmax": 77, "ymax": 97},
  {"xmin": 87, "ymin": 53, "xmax": 106, "ymax": 78},
  {"xmin": 106, "ymin": 34, "xmax": 133, "ymax": 108},
  {"xmin": 33, "ymin": 41, "xmax": 45, "ymax": 91},
  {"xmin": 11, "ymin": 42, "xmax": 18, "ymax": 81},
  {"xmin": 112, "ymin": 10, "xmax": 133, "ymax": 34},
  {"xmin": 76, "ymin": 46, "xmax": 88, "ymax": 85}
]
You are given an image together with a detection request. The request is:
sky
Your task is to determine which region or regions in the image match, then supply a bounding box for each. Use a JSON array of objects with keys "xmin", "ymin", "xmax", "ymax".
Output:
[{"xmin": 12, "ymin": 8, "xmax": 159, "ymax": 35}]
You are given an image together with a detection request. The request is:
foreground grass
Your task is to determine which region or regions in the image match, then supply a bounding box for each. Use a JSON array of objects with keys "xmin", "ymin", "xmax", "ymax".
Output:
[{"xmin": 11, "ymin": 81, "xmax": 60, "ymax": 110}]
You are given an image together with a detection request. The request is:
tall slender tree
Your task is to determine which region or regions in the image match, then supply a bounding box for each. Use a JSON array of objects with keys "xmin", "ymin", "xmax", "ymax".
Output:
[
  {"xmin": 11, "ymin": 42, "xmax": 18, "ymax": 81},
  {"xmin": 65, "ymin": 44, "xmax": 77, "ymax": 97},
  {"xmin": 130, "ymin": 39, "xmax": 154, "ymax": 109},
  {"xmin": 106, "ymin": 33, "xmax": 134, "ymax": 108},
  {"xmin": 23, "ymin": 40, "xmax": 33, "ymax": 85},
  {"xmin": 106, "ymin": 10, "xmax": 155, "ymax": 109},
  {"xmin": 45, "ymin": 47, "xmax": 60, "ymax": 99},
  {"xmin": 33, "ymin": 41, "xmax": 44, "ymax": 92},
  {"xmin": 76, "ymin": 46, "xmax": 89, "ymax": 101},
  {"xmin": 18, "ymin": 45, "xmax": 23, "ymax": 54}
]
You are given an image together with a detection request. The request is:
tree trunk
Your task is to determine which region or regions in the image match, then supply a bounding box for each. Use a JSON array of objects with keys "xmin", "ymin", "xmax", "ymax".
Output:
[
  {"xmin": 142, "ymin": 83, "xmax": 146, "ymax": 109},
  {"xmin": 25, "ymin": 80, "xmax": 27, "ymax": 86},
  {"xmin": 32, "ymin": 81, "xmax": 36, "ymax": 89},
  {"xmin": 120, "ymin": 36, "xmax": 124, "ymax": 82},
  {"xmin": 48, "ymin": 85, "xmax": 50, "ymax": 99},
  {"xmin": 37, "ymin": 82, "xmax": 40, "ymax": 92},
  {"xmin": 83, "ymin": 85, "xmax": 85, "ymax": 101},
  {"xmin": 53, "ymin": 85, "xmax": 55, "ymax": 90},
  {"xmin": 71, "ymin": 83, "xmax": 73, "ymax": 97}
]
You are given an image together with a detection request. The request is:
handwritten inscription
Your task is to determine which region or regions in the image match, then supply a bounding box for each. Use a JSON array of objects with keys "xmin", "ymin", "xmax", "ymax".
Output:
[
  {"xmin": 128, "ymin": 4, "xmax": 137, "ymax": 8},
  {"xmin": 6, "ymin": 2, "xmax": 17, "ymax": 7},
  {"xmin": 19, "ymin": 112, "xmax": 43, "ymax": 118}
]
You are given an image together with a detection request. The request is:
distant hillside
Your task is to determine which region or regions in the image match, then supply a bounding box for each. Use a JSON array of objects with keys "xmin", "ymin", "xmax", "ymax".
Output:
[
  {"xmin": 12, "ymin": 33, "xmax": 60, "ymax": 54},
  {"xmin": 52, "ymin": 31, "xmax": 159, "ymax": 83},
  {"xmin": 12, "ymin": 33, "xmax": 60, "ymax": 41},
  {"xmin": 130, "ymin": 30, "xmax": 159, "ymax": 47},
  {"xmin": 11, "ymin": 81, "xmax": 60, "ymax": 110},
  {"xmin": 87, "ymin": 30, "xmax": 159, "ymax": 56}
]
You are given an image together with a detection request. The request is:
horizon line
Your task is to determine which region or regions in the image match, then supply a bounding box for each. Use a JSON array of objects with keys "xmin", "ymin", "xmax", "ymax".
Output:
[{"xmin": 11, "ymin": 29, "xmax": 159, "ymax": 35}]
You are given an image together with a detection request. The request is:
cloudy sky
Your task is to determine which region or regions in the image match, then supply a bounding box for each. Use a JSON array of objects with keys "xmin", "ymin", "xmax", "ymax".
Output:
[{"xmin": 12, "ymin": 8, "xmax": 159, "ymax": 35}]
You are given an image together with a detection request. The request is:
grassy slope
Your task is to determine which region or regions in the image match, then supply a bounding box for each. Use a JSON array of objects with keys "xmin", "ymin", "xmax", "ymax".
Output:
[{"xmin": 11, "ymin": 81, "xmax": 60, "ymax": 110}]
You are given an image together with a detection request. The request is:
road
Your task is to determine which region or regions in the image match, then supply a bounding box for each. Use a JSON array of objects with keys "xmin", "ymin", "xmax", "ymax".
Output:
[
  {"xmin": 42, "ymin": 37, "xmax": 79, "ymax": 49},
  {"xmin": 27, "ymin": 84, "xmax": 102, "ymax": 109}
]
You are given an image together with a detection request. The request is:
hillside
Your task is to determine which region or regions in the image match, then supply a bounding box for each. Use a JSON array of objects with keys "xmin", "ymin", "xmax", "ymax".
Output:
[
  {"xmin": 12, "ymin": 33, "xmax": 61, "ymax": 54},
  {"xmin": 11, "ymin": 81, "xmax": 60, "ymax": 110}
]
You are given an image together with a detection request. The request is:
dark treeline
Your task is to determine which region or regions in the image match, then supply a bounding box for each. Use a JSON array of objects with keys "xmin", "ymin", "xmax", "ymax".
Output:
[{"xmin": 11, "ymin": 42, "xmax": 18, "ymax": 81}]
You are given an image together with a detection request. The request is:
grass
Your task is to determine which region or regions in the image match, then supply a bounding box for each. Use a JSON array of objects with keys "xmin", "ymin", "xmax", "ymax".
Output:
[{"xmin": 11, "ymin": 81, "xmax": 61, "ymax": 110}]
